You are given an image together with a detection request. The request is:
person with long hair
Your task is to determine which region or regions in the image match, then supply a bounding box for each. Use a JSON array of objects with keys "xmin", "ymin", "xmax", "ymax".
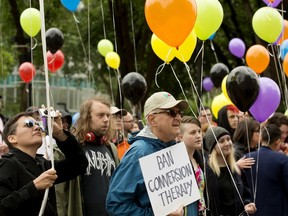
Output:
[{"xmin": 203, "ymin": 126, "xmax": 256, "ymax": 216}]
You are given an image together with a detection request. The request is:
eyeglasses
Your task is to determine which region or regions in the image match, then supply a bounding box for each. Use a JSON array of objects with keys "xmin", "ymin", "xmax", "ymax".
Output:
[
  {"xmin": 152, "ymin": 110, "xmax": 184, "ymax": 118},
  {"xmin": 24, "ymin": 119, "xmax": 41, "ymax": 128}
]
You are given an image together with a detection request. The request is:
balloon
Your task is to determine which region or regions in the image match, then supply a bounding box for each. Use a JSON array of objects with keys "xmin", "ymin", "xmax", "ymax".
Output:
[
  {"xmin": 47, "ymin": 50, "xmax": 65, "ymax": 73},
  {"xmin": 280, "ymin": 40, "xmax": 288, "ymax": 60},
  {"xmin": 228, "ymin": 38, "xmax": 246, "ymax": 58},
  {"xmin": 211, "ymin": 93, "xmax": 233, "ymax": 119},
  {"xmin": 20, "ymin": 8, "xmax": 41, "ymax": 37},
  {"xmin": 210, "ymin": 63, "xmax": 229, "ymax": 88},
  {"xmin": 105, "ymin": 52, "xmax": 120, "ymax": 69},
  {"xmin": 262, "ymin": 0, "xmax": 282, "ymax": 8},
  {"xmin": 72, "ymin": 112, "xmax": 80, "ymax": 126},
  {"xmin": 285, "ymin": 109, "xmax": 288, "ymax": 116},
  {"xmin": 19, "ymin": 62, "xmax": 36, "ymax": 83},
  {"xmin": 145, "ymin": 0, "xmax": 197, "ymax": 47},
  {"xmin": 278, "ymin": 20, "xmax": 288, "ymax": 44},
  {"xmin": 226, "ymin": 66, "xmax": 260, "ymax": 111},
  {"xmin": 46, "ymin": 28, "xmax": 64, "ymax": 54},
  {"xmin": 175, "ymin": 31, "xmax": 197, "ymax": 62},
  {"xmin": 245, "ymin": 44, "xmax": 270, "ymax": 74},
  {"xmin": 122, "ymin": 72, "xmax": 147, "ymax": 104},
  {"xmin": 209, "ymin": 32, "xmax": 216, "ymax": 40},
  {"xmin": 282, "ymin": 54, "xmax": 288, "ymax": 77},
  {"xmin": 252, "ymin": 7, "xmax": 282, "ymax": 43},
  {"xmin": 61, "ymin": 0, "xmax": 80, "ymax": 12},
  {"xmin": 202, "ymin": 77, "xmax": 214, "ymax": 91},
  {"xmin": 221, "ymin": 75, "xmax": 230, "ymax": 100},
  {"xmin": 194, "ymin": 0, "xmax": 224, "ymax": 40},
  {"xmin": 97, "ymin": 39, "xmax": 114, "ymax": 57},
  {"xmin": 249, "ymin": 77, "xmax": 281, "ymax": 122},
  {"xmin": 151, "ymin": 34, "xmax": 176, "ymax": 62}
]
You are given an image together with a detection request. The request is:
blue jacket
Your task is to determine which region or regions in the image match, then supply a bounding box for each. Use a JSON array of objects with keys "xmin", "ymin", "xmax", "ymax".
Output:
[
  {"xmin": 244, "ymin": 146, "xmax": 288, "ymax": 216},
  {"xmin": 106, "ymin": 126, "xmax": 198, "ymax": 216}
]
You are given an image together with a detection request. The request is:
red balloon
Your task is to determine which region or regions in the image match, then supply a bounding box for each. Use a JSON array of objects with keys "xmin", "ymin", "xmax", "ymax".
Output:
[
  {"xmin": 19, "ymin": 62, "xmax": 36, "ymax": 83},
  {"xmin": 47, "ymin": 50, "xmax": 65, "ymax": 73}
]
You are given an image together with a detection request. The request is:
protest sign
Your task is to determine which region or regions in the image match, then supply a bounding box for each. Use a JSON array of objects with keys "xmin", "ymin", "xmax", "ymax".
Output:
[{"xmin": 139, "ymin": 142, "xmax": 200, "ymax": 216}]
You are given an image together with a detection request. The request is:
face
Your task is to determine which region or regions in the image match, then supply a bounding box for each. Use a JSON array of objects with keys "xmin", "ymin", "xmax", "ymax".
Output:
[
  {"xmin": 110, "ymin": 113, "xmax": 123, "ymax": 131},
  {"xmin": 132, "ymin": 122, "xmax": 140, "ymax": 132},
  {"xmin": 89, "ymin": 101, "xmax": 110, "ymax": 136},
  {"xmin": 227, "ymin": 110, "xmax": 239, "ymax": 129},
  {"xmin": 123, "ymin": 113, "xmax": 134, "ymax": 132},
  {"xmin": 215, "ymin": 134, "xmax": 233, "ymax": 157},
  {"xmin": 280, "ymin": 124, "xmax": 288, "ymax": 143},
  {"xmin": 198, "ymin": 109, "xmax": 212, "ymax": 124},
  {"xmin": 8, "ymin": 116, "xmax": 43, "ymax": 150},
  {"xmin": 149, "ymin": 107, "xmax": 183, "ymax": 142},
  {"xmin": 181, "ymin": 123, "xmax": 202, "ymax": 151}
]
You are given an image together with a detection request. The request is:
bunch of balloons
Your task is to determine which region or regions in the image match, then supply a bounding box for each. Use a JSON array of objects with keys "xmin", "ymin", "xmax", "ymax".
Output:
[
  {"xmin": 145, "ymin": 0, "xmax": 224, "ymax": 63},
  {"xmin": 97, "ymin": 39, "xmax": 120, "ymax": 69}
]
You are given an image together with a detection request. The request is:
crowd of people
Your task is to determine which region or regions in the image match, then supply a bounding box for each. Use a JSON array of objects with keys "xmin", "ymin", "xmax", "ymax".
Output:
[{"xmin": 0, "ymin": 92, "xmax": 287, "ymax": 216}]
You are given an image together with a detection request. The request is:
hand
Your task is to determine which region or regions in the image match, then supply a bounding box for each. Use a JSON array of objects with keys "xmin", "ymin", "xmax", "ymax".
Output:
[
  {"xmin": 167, "ymin": 205, "xmax": 184, "ymax": 216},
  {"xmin": 33, "ymin": 168, "xmax": 58, "ymax": 190},
  {"xmin": 237, "ymin": 156, "xmax": 255, "ymax": 169},
  {"xmin": 52, "ymin": 112, "xmax": 67, "ymax": 141},
  {"xmin": 244, "ymin": 202, "xmax": 257, "ymax": 214}
]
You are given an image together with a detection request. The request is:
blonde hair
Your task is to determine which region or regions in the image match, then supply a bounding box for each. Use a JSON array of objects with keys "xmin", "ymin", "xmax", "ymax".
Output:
[{"xmin": 208, "ymin": 146, "xmax": 240, "ymax": 176}]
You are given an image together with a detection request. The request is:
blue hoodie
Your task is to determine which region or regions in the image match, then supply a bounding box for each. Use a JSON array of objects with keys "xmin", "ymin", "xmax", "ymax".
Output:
[{"xmin": 106, "ymin": 126, "xmax": 198, "ymax": 216}]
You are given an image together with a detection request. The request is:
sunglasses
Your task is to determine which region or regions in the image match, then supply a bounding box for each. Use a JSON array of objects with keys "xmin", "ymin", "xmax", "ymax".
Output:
[
  {"xmin": 24, "ymin": 119, "xmax": 42, "ymax": 128},
  {"xmin": 152, "ymin": 110, "xmax": 184, "ymax": 118}
]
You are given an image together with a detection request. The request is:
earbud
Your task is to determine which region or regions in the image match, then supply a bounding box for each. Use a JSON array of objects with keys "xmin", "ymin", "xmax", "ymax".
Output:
[{"xmin": 85, "ymin": 132, "xmax": 95, "ymax": 142}]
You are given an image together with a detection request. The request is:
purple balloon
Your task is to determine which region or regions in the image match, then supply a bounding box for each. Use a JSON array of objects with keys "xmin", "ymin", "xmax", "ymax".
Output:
[
  {"xmin": 203, "ymin": 77, "xmax": 214, "ymax": 91},
  {"xmin": 249, "ymin": 77, "xmax": 281, "ymax": 122},
  {"xmin": 229, "ymin": 38, "xmax": 246, "ymax": 58},
  {"xmin": 262, "ymin": 0, "xmax": 282, "ymax": 8}
]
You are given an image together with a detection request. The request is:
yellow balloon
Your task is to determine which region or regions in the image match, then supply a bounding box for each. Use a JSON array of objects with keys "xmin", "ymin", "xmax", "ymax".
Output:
[
  {"xmin": 105, "ymin": 52, "xmax": 120, "ymax": 69},
  {"xmin": 20, "ymin": 8, "xmax": 41, "ymax": 37},
  {"xmin": 194, "ymin": 0, "xmax": 224, "ymax": 41},
  {"xmin": 151, "ymin": 34, "xmax": 176, "ymax": 62},
  {"xmin": 221, "ymin": 75, "xmax": 229, "ymax": 100},
  {"xmin": 175, "ymin": 31, "xmax": 197, "ymax": 62},
  {"xmin": 211, "ymin": 93, "xmax": 233, "ymax": 119}
]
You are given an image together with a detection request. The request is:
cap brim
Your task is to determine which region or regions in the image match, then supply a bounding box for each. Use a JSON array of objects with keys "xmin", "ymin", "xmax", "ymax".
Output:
[
  {"xmin": 159, "ymin": 100, "xmax": 188, "ymax": 110},
  {"xmin": 112, "ymin": 109, "xmax": 127, "ymax": 116}
]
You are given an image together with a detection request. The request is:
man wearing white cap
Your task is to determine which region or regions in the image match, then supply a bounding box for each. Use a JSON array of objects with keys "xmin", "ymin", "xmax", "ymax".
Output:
[{"xmin": 106, "ymin": 91, "xmax": 195, "ymax": 216}]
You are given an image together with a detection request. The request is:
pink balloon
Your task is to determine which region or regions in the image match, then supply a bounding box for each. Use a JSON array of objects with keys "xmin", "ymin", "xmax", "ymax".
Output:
[
  {"xmin": 249, "ymin": 77, "xmax": 281, "ymax": 122},
  {"xmin": 262, "ymin": 0, "xmax": 282, "ymax": 8}
]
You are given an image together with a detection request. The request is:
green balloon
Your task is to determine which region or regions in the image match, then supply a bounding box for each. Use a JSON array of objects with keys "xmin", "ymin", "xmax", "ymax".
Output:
[
  {"xmin": 20, "ymin": 8, "xmax": 41, "ymax": 37},
  {"xmin": 252, "ymin": 7, "xmax": 282, "ymax": 43},
  {"xmin": 97, "ymin": 39, "xmax": 114, "ymax": 57}
]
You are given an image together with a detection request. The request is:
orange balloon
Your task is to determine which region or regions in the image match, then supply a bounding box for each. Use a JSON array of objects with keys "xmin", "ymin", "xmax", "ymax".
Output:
[
  {"xmin": 246, "ymin": 45, "xmax": 270, "ymax": 74},
  {"xmin": 283, "ymin": 54, "xmax": 288, "ymax": 77},
  {"xmin": 145, "ymin": 0, "xmax": 197, "ymax": 48},
  {"xmin": 278, "ymin": 20, "xmax": 288, "ymax": 44}
]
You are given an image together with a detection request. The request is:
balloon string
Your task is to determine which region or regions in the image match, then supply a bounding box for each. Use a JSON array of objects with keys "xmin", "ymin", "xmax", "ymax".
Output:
[
  {"xmin": 194, "ymin": 41, "xmax": 204, "ymax": 63},
  {"xmin": 115, "ymin": 69, "xmax": 126, "ymax": 137},
  {"xmin": 111, "ymin": 0, "xmax": 118, "ymax": 53},
  {"xmin": 274, "ymin": 45, "xmax": 288, "ymax": 108},
  {"xmin": 210, "ymin": 40, "xmax": 219, "ymax": 63},
  {"xmin": 129, "ymin": 0, "xmax": 138, "ymax": 72},
  {"xmin": 87, "ymin": 0, "xmax": 94, "ymax": 85},
  {"xmin": 31, "ymin": 38, "xmax": 38, "ymax": 50},
  {"xmin": 0, "ymin": 0, "xmax": 3, "ymax": 79},
  {"xmin": 154, "ymin": 62, "xmax": 166, "ymax": 88},
  {"xmin": 100, "ymin": 0, "xmax": 107, "ymax": 39},
  {"xmin": 74, "ymin": 14, "xmax": 88, "ymax": 60},
  {"xmin": 169, "ymin": 63, "xmax": 195, "ymax": 116},
  {"xmin": 39, "ymin": 0, "xmax": 55, "ymax": 215},
  {"xmin": 108, "ymin": 67, "xmax": 115, "ymax": 105},
  {"xmin": 270, "ymin": 44, "xmax": 287, "ymax": 108},
  {"xmin": 200, "ymin": 41, "xmax": 205, "ymax": 95},
  {"xmin": 72, "ymin": 12, "xmax": 80, "ymax": 23}
]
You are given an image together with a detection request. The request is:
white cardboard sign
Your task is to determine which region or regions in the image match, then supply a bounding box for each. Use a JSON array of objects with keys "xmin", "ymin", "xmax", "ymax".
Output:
[{"xmin": 139, "ymin": 142, "xmax": 200, "ymax": 216}]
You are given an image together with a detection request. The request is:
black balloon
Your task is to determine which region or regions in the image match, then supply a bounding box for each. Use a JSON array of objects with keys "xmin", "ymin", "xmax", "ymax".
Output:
[
  {"xmin": 46, "ymin": 28, "xmax": 64, "ymax": 54},
  {"xmin": 210, "ymin": 63, "xmax": 229, "ymax": 87},
  {"xmin": 226, "ymin": 66, "xmax": 260, "ymax": 112},
  {"xmin": 121, "ymin": 72, "xmax": 147, "ymax": 105}
]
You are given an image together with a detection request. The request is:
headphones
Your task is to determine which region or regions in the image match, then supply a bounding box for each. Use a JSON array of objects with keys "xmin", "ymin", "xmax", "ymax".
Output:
[{"xmin": 85, "ymin": 132, "xmax": 107, "ymax": 144}]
